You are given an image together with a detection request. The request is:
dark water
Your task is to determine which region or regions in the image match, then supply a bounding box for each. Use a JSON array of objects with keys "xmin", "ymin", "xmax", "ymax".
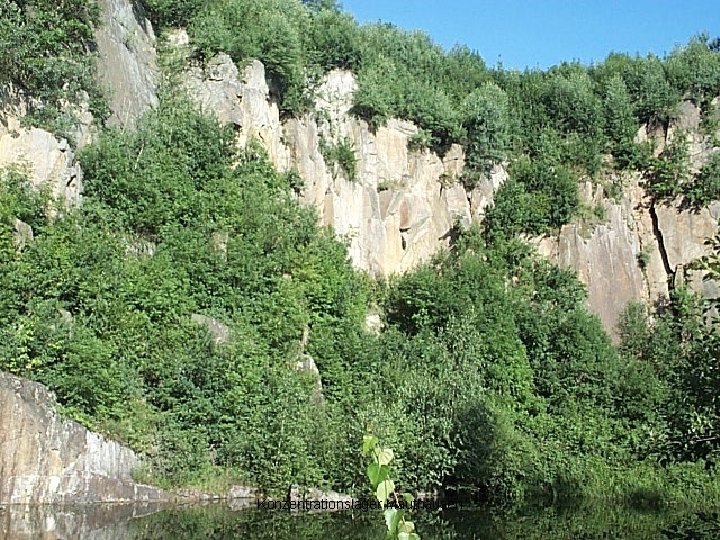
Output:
[{"xmin": 2, "ymin": 501, "xmax": 719, "ymax": 539}]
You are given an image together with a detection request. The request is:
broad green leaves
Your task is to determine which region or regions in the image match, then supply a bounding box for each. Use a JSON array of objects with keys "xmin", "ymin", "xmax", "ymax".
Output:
[
  {"xmin": 362, "ymin": 434, "xmax": 379, "ymax": 455},
  {"xmin": 376, "ymin": 479, "xmax": 395, "ymax": 507},
  {"xmin": 375, "ymin": 447, "xmax": 395, "ymax": 466},
  {"xmin": 367, "ymin": 462, "xmax": 390, "ymax": 487},
  {"xmin": 364, "ymin": 435, "xmax": 421, "ymax": 539}
]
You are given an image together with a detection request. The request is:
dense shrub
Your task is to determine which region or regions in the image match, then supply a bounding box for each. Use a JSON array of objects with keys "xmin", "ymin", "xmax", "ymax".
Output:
[
  {"xmin": 687, "ymin": 152, "xmax": 720, "ymax": 206},
  {"xmin": 4, "ymin": 0, "xmax": 720, "ymax": 508},
  {"xmin": 0, "ymin": 0, "xmax": 106, "ymax": 137},
  {"xmin": 462, "ymin": 82, "xmax": 511, "ymax": 169},
  {"xmin": 190, "ymin": 0, "xmax": 311, "ymax": 115}
]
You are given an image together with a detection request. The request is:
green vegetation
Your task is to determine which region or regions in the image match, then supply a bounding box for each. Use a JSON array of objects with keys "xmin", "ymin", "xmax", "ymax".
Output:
[
  {"xmin": 0, "ymin": 0, "xmax": 107, "ymax": 138},
  {"xmin": 363, "ymin": 435, "xmax": 421, "ymax": 540},
  {"xmin": 2, "ymin": 0, "xmax": 720, "ymax": 518},
  {"xmin": 647, "ymin": 132, "xmax": 691, "ymax": 200},
  {"xmin": 1, "ymin": 99, "xmax": 367, "ymax": 491},
  {"xmin": 618, "ymin": 290, "xmax": 720, "ymax": 466},
  {"xmin": 319, "ymin": 136, "xmax": 358, "ymax": 181},
  {"xmin": 687, "ymin": 152, "xmax": 720, "ymax": 207}
]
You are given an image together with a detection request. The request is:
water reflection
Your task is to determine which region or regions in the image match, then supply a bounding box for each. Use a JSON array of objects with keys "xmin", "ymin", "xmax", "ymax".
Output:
[
  {"xmin": 0, "ymin": 502, "xmax": 172, "ymax": 540},
  {"xmin": 2, "ymin": 501, "xmax": 719, "ymax": 539}
]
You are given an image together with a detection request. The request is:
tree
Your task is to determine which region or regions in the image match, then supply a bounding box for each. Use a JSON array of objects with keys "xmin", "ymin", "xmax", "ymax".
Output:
[
  {"xmin": 462, "ymin": 82, "xmax": 511, "ymax": 169},
  {"xmin": 602, "ymin": 74, "xmax": 638, "ymax": 162}
]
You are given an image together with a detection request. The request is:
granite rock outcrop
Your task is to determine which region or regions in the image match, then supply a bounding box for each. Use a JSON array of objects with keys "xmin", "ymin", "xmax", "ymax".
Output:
[{"xmin": 0, "ymin": 372, "xmax": 173, "ymax": 505}]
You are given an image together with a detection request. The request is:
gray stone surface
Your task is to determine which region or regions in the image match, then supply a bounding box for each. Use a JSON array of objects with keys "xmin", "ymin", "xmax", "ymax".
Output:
[
  {"xmin": 228, "ymin": 485, "xmax": 259, "ymax": 499},
  {"xmin": 0, "ymin": 372, "xmax": 173, "ymax": 505},
  {"xmin": 0, "ymin": 129, "xmax": 83, "ymax": 210},
  {"xmin": 190, "ymin": 314, "xmax": 232, "ymax": 345},
  {"xmin": 12, "ymin": 219, "xmax": 33, "ymax": 251},
  {"xmin": 95, "ymin": 0, "xmax": 158, "ymax": 129}
]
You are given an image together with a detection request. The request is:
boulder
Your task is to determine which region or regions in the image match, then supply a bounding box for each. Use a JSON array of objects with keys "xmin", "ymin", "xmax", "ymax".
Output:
[
  {"xmin": 228, "ymin": 485, "xmax": 259, "ymax": 499},
  {"xmin": 0, "ymin": 372, "xmax": 173, "ymax": 504},
  {"xmin": 190, "ymin": 314, "xmax": 232, "ymax": 346},
  {"xmin": 0, "ymin": 129, "xmax": 83, "ymax": 210},
  {"xmin": 12, "ymin": 219, "xmax": 33, "ymax": 251}
]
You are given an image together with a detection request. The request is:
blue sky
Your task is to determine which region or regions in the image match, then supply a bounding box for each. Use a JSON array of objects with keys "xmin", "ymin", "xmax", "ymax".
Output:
[{"xmin": 340, "ymin": 0, "xmax": 720, "ymax": 70}]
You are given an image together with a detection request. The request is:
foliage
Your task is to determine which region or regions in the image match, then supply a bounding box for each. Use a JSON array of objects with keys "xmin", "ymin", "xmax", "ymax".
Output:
[
  {"xmin": 619, "ymin": 288, "xmax": 720, "ymax": 464},
  {"xmin": 485, "ymin": 157, "xmax": 580, "ymax": 238},
  {"xmin": 686, "ymin": 152, "xmax": 720, "ymax": 207},
  {"xmin": 5, "ymin": 0, "xmax": 720, "ymax": 514},
  {"xmin": 0, "ymin": 0, "xmax": 106, "ymax": 137},
  {"xmin": 665, "ymin": 36, "xmax": 720, "ymax": 105},
  {"xmin": 189, "ymin": 0, "xmax": 311, "ymax": 115},
  {"xmin": 362, "ymin": 435, "xmax": 421, "ymax": 540},
  {"xmin": 461, "ymin": 82, "xmax": 511, "ymax": 169},
  {"xmin": 140, "ymin": 0, "xmax": 204, "ymax": 27},
  {"xmin": 601, "ymin": 74, "xmax": 642, "ymax": 166},
  {"xmin": 320, "ymin": 136, "xmax": 358, "ymax": 181},
  {"xmin": 647, "ymin": 132, "xmax": 690, "ymax": 199}
]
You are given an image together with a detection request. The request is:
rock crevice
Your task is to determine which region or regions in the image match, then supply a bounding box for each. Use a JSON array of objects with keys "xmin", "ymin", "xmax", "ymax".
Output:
[{"xmin": 649, "ymin": 201, "xmax": 674, "ymax": 279}]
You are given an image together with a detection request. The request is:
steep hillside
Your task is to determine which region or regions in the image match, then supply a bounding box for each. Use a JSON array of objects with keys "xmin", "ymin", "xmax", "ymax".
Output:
[
  {"xmin": 2, "ymin": 0, "xmax": 720, "ymax": 507},
  {"xmin": 176, "ymin": 46, "xmax": 720, "ymax": 337}
]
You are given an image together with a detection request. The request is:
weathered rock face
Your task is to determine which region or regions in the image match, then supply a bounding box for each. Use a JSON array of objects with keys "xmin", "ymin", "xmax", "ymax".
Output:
[
  {"xmin": 0, "ymin": 126, "xmax": 84, "ymax": 210},
  {"xmin": 0, "ymin": 372, "xmax": 172, "ymax": 505},
  {"xmin": 0, "ymin": 0, "xmax": 159, "ymax": 211},
  {"xmin": 182, "ymin": 57, "xmax": 502, "ymax": 276},
  {"xmin": 534, "ymin": 178, "xmax": 660, "ymax": 336},
  {"xmin": 285, "ymin": 71, "xmax": 507, "ymax": 276},
  {"xmin": 95, "ymin": 0, "xmax": 158, "ymax": 130},
  {"xmin": 0, "ymin": 88, "xmax": 81, "ymax": 208},
  {"xmin": 180, "ymin": 54, "xmax": 720, "ymax": 335},
  {"xmin": 535, "ymin": 103, "xmax": 720, "ymax": 338}
]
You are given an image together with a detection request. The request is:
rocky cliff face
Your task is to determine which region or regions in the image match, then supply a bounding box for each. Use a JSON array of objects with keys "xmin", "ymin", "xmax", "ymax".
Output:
[
  {"xmin": 0, "ymin": 87, "xmax": 84, "ymax": 210},
  {"xmin": 1, "ymin": 0, "xmax": 718, "ymax": 337},
  {"xmin": 181, "ymin": 51, "xmax": 504, "ymax": 276},
  {"xmin": 180, "ymin": 50, "xmax": 719, "ymax": 335},
  {"xmin": 95, "ymin": 0, "xmax": 158, "ymax": 130},
  {"xmin": 0, "ymin": 372, "xmax": 173, "ymax": 505},
  {"xmin": 535, "ymin": 102, "xmax": 720, "ymax": 336},
  {"xmin": 0, "ymin": 0, "xmax": 165, "ymax": 507},
  {"xmin": 0, "ymin": 0, "xmax": 158, "ymax": 211}
]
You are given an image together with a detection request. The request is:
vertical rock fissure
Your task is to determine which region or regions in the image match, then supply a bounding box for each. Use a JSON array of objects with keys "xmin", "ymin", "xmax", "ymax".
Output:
[{"xmin": 649, "ymin": 201, "xmax": 674, "ymax": 284}]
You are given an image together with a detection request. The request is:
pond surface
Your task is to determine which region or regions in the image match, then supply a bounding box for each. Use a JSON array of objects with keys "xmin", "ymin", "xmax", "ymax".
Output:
[{"xmin": 2, "ymin": 501, "xmax": 719, "ymax": 539}]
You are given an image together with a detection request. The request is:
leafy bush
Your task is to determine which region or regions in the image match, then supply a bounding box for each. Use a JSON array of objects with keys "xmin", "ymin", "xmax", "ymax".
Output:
[
  {"xmin": 306, "ymin": 7, "xmax": 362, "ymax": 71},
  {"xmin": 462, "ymin": 82, "xmax": 511, "ymax": 169},
  {"xmin": 320, "ymin": 137, "xmax": 358, "ymax": 181},
  {"xmin": 602, "ymin": 74, "xmax": 642, "ymax": 165},
  {"xmin": 665, "ymin": 36, "xmax": 720, "ymax": 104},
  {"xmin": 0, "ymin": 0, "xmax": 106, "ymax": 136},
  {"xmin": 485, "ymin": 157, "xmax": 579, "ymax": 236},
  {"xmin": 686, "ymin": 152, "xmax": 720, "ymax": 207},
  {"xmin": 190, "ymin": 0, "xmax": 311, "ymax": 115},
  {"xmin": 140, "ymin": 0, "xmax": 204, "ymax": 27},
  {"xmin": 647, "ymin": 132, "xmax": 690, "ymax": 199}
]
